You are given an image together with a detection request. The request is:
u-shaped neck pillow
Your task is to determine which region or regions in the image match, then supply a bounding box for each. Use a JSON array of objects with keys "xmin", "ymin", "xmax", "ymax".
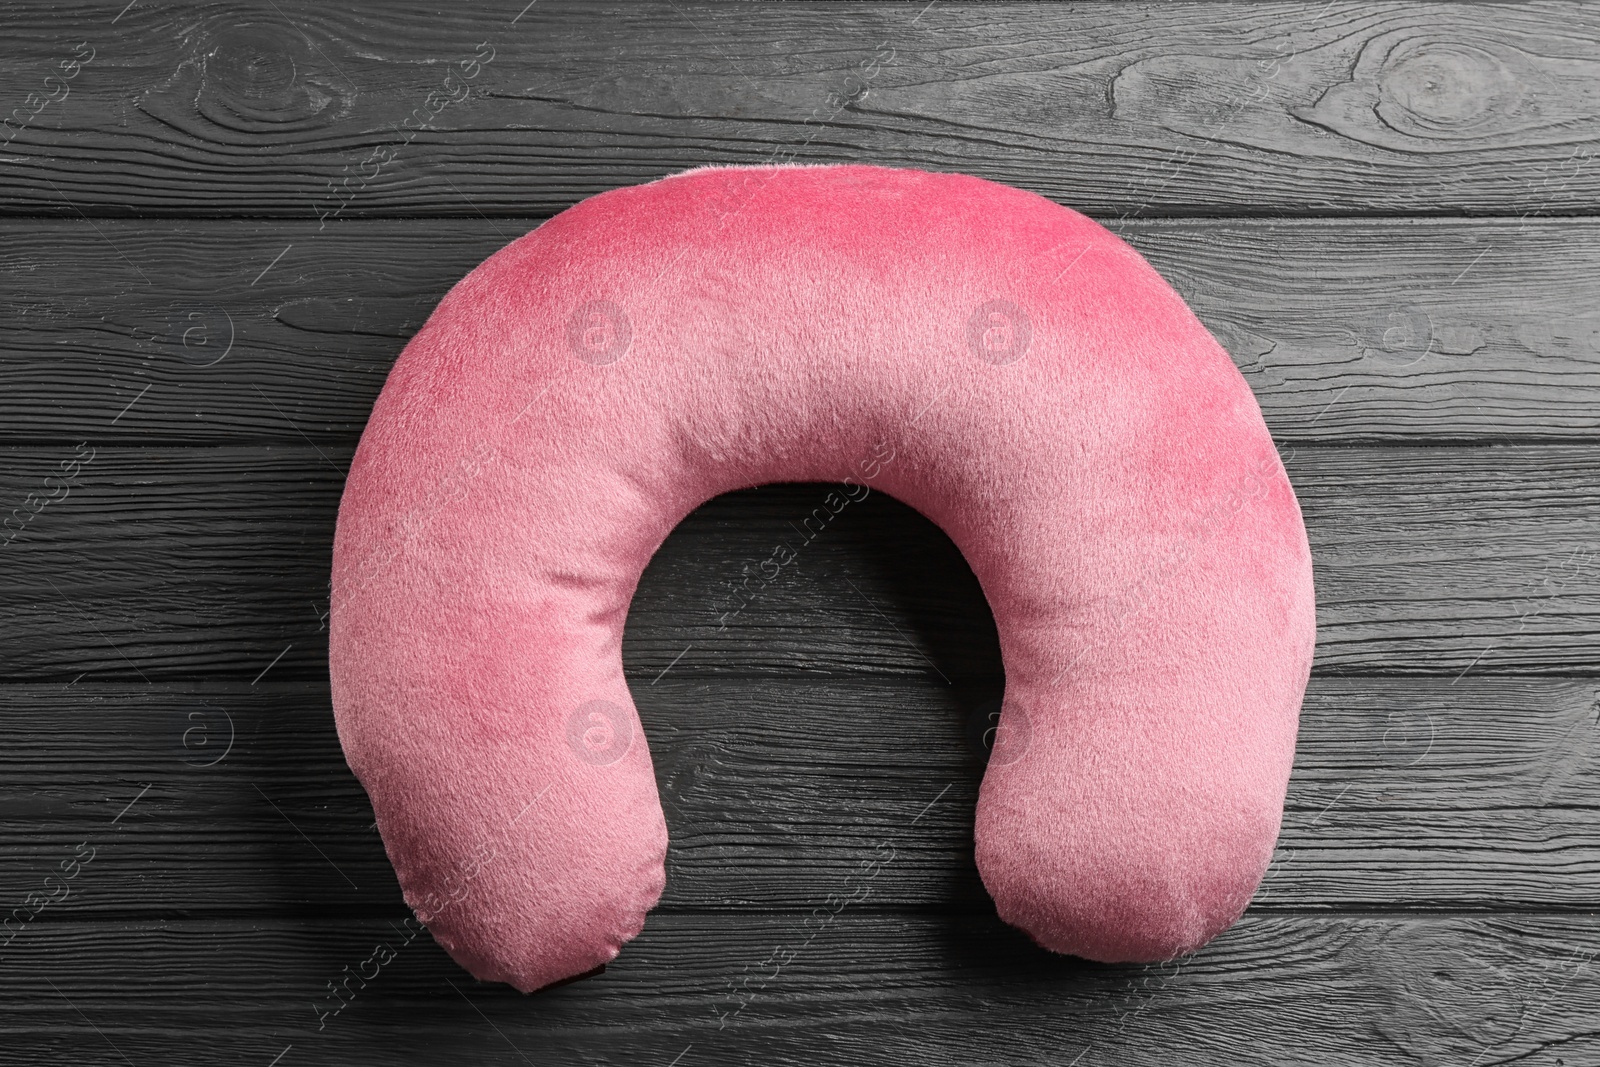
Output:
[{"xmin": 330, "ymin": 163, "xmax": 1316, "ymax": 993}]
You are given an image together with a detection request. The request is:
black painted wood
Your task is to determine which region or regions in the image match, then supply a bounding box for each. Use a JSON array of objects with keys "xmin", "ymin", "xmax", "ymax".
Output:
[
  {"xmin": 2, "ymin": 914, "xmax": 1597, "ymax": 1066},
  {"xmin": 1, "ymin": 2, "xmax": 1599, "ymax": 218},
  {"xmin": 2, "ymin": 447, "xmax": 1597, "ymax": 681},
  {"xmin": 0, "ymin": 676, "xmax": 1596, "ymax": 917},
  {"xmin": 3, "ymin": 219, "xmax": 1599, "ymax": 444},
  {"xmin": 2, "ymin": 2, "xmax": 1598, "ymax": 1064}
]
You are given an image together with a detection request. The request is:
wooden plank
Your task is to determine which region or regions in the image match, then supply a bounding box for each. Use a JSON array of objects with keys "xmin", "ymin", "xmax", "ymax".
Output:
[
  {"xmin": 0, "ymin": 913, "xmax": 1596, "ymax": 1066},
  {"xmin": 2, "ymin": 2, "xmax": 1599, "ymax": 219},
  {"xmin": 4, "ymin": 218, "xmax": 1600, "ymax": 443},
  {"xmin": 0, "ymin": 676, "xmax": 1594, "ymax": 914},
  {"xmin": 1, "ymin": 445, "xmax": 1596, "ymax": 681}
]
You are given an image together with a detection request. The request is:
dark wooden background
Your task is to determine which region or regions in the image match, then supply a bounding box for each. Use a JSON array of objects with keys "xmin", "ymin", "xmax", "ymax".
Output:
[{"xmin": 3, "ymin": 2, "xmax": 1599, "ymax": 1064}]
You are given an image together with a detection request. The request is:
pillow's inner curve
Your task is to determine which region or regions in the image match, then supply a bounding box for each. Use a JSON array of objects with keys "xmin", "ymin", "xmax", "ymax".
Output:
[{"xmin": 623, "ymin": 478, "xmax": 1009, "ymax": 784}]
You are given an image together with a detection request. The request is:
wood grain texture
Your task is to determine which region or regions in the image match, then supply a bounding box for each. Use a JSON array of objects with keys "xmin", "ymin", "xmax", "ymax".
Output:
[
  {"xmin": 1, "ymin": 2, "xmax": 1598, "ymax": 218},
  {"xmin": 0, "ymin": 914, "xmax": 1596, "ymax": 1067},
  {"xmin": 3, "ymin": 218, "xmax": 1600, "ymax": 444},
  {"xmin": 2, "ymin": 445, "xmax": 1596, "ymax": 681},
  {"xmin": 0, "ymin": 676, "xmax": 1594, "ymax": 914},
  {"xmin": 3, "ymin": 2, "xmax": 1598, "ymax": 1060}
]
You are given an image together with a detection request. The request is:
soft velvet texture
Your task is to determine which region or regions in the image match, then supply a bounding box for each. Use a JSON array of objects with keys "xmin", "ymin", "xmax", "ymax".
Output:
[{"xmin": 329, "ymin": 163, "xmax": 1316, "ymax": 993}]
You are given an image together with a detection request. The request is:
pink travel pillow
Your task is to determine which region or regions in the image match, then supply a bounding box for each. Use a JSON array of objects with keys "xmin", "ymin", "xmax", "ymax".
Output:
[{"xmin": 329, "ymin": 163, "xmax": 1316, "ymax": 992}]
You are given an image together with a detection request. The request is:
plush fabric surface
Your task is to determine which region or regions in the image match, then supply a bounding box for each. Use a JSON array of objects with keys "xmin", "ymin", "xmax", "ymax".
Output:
[{"xmin": 329, "ymin": 163, "xmax": 1317, "ymax": 993}]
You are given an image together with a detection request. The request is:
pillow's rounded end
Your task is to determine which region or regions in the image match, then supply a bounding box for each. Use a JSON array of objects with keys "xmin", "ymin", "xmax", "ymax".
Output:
[
  {"xmin": 974, "ymin": 761, "xmax": 1285, "ymax": 963},
  {"xmin": 981, "ymin": 852, "xmax": 1262, "ymax": 965},
  {"xmin": 405, "ymin": 817, "xmax": 668, "ymax": 995}
]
